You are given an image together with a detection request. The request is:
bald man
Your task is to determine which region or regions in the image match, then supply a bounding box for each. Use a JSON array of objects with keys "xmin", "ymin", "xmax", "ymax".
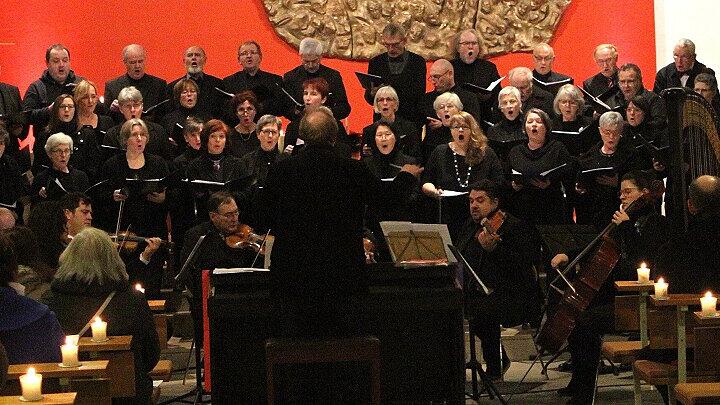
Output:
[
  {"xmin": 167, "ymin": 46, "xmax": 226, "ymax": 119},
  {"xmin": 104, "ymin": 44, "xmax": 168, "ymax": 124},
  {"xmin": 508, "ymin": 67, "xmax": 554, "ymax": 116},
  {"xmin": 0, "ymin": 208, "xmax": 15, "ymax": 230},
  {"xmin": 423, "ymin": 59, "xmax": 482, "ymax": 124},
  {"xmin": 530, "ymin": 43, "xmax": 573, "ymax": 96},
  {"xmin": 655, "ymin": 175, "xmax": 720, "ymax": 293}
]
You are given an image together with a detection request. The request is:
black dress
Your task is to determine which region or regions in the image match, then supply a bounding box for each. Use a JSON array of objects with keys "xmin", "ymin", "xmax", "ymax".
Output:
[
  {"xmin": 227, "ymin": 127, "xmax": 260, "ymax": 159},
  {"xmin": 101, "ymin": 153, "xmax": 169, "ymax": 237},
  {"xmin": 422, "ymin": 144, "xmax": 504, "ymax": 240},
  {"xmin": 361, "ymin": 117, "xmax": 420, "ymax": 159},
  {"xmin": 507, "ymin": 140, "xmax": 572, "ymax": 225},
  {"xmin": 31, "ymin": 166, "xmax": 89, "ymax": 203}
]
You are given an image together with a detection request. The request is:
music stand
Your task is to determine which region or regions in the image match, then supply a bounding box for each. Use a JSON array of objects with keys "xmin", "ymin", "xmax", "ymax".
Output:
[
  {"xmin": 447, "ymin": 244, "xmax": 507, "ymax": 404},
  {"xmin": 380, "ymin": 222, "xmax": 455, "ymax": 266}
]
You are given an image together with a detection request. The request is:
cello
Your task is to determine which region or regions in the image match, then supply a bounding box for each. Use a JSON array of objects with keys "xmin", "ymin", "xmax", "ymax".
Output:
[{"xmin": 535, "ymin": 191, "xmax": 655, "ymax": 354}]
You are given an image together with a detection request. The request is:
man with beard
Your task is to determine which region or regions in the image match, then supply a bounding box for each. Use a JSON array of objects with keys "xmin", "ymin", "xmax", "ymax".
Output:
[{"xmin": 167, "ymin": 46, "xmax": 226, "ymax": 119}]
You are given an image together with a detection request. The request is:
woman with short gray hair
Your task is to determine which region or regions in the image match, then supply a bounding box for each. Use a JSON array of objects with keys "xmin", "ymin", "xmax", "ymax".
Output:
[
  {"xmin": 361, "ymin": 86, "xmax": 421, "ymax": 158},
  {"xmin": 30, "ymin": 132, "xmax": 89, "ymax": 202},
  {"xmin": 420, "ymin": 92, "xmax": 464, "ymax": 165},
  {"xmin": 552, "ymin": 84, "xmax": 597, "ymax": 157}
]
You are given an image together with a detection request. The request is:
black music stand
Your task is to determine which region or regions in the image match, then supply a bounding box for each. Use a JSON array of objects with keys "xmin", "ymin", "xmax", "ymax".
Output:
[{"xmin": 448, "ymin": 245, "xmax": 507, "ymax": 404}]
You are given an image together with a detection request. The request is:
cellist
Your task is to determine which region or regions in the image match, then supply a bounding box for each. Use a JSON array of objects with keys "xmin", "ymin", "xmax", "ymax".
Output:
[{"xmin": 550, "ymin": 170, "xmax": 670, "ymax": 404}]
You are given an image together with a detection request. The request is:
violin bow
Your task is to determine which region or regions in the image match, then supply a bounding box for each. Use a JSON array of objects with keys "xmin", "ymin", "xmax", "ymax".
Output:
[{"xmin": 249, "ymin": 229, "xmax": 272, "ymax": 268}]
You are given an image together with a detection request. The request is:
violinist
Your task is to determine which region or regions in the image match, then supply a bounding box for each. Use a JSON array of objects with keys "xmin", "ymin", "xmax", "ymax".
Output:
[
  {"xmin": 179, "ymin": 191, "xmax": 257, "ymax": 347},
  {"xmin": 455, "ymin": 180, "xmax": 541, "ymax": 381},
  {"xmin": 550, "ymin": 170, "xmax": 670, "ymax": 404},
  {"xmin": 60, "ymin": 192, "xmax": 164, "ymax": 297}
]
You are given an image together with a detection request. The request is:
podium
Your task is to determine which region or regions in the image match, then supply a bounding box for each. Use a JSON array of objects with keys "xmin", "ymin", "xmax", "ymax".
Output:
[{"xmin": 207, "ymin": 263, "xmax": 464, "ymax": 404}]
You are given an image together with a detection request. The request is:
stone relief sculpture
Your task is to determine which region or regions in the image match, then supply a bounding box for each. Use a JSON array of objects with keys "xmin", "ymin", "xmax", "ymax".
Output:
[{"xmin": 263, "ymin": 0, "xmax": 571, "ymax": 60}]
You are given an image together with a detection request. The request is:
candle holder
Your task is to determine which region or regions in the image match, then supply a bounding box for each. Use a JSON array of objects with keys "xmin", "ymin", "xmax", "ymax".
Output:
[{"xmin": 19, "ymin": 368, "xmax": 43, "ymax": 402}]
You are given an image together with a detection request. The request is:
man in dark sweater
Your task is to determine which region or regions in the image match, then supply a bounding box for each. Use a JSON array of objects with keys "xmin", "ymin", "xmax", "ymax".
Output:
[
  {"xmin": 364, "ymin": 23, "xmax": 426, "ymax": 125},
  {"xmin": 282, "ymin": 37, "xmax": 351, "ymax": 121},
  {"xmin": 654, "ymin": 38, "xmax": 714, "ymax": 94},
  {"xmin": 223, "ymin": 40, "xmax": 287, "ymax": 121},
  {"xmin": 424, "ymin": 59, "xmax": 482, "ymax": 128},
  {"xmin": 104, "ymin": 44, "xmax": 167, "ymax": 124},
  {"xmin": 22, "ymin": 44, "xmax": 83, "ymax": 128}
]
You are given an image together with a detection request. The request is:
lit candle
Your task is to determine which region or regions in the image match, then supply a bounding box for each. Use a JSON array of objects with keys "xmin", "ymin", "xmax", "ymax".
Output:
[
  {"xmin": 701, "ymin": 291, "xmax": 717, "ymax": 316},
  {"xmin": 135, "ymin": 283, "xmax": 145, "ymax": 294},
  {"xmin": 61, "ymin": 336, "xmax": 80, "ymax": 367},
  {"xmin": 636, "ymin": 263, "xmax": 650, "ymax": 284},
  {"xmin": 91, "ymin": 317, "xmax": 107, "ymax": 342},
  {"xmin": 20, "ymin": 367, "xmax": 42, "ymax": 401},
  {"xmin": 654, "ymin": 277, "xmax": 668, "ymax": 299}
]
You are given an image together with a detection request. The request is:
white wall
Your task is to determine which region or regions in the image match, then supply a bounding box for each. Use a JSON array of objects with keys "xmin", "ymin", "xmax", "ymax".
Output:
[{"xmin": 655, "ymin": 0, "xmax": 720, "ymax": 73}]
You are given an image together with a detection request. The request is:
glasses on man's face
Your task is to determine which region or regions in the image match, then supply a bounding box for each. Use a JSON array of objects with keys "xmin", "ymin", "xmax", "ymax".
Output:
[
  {"xmin": 260, "ymin": 129, "xmax": 278, "ymax": 136},
  {"xmin": 216, "ymin": 210, "xmax": 239, "ymax": 219},
  {"xmin": 619, "ymin": 187, "xmax": 640, "ymax": 196},
  {"xmin": 533, "ymin": 55, "xmax": 554, "ymax": 62},
  {"xmin": 52, "ymin": 148, "xmax": 71, "ymax": 155},
  {"xmin": 239, "ymin": 50, "xmax": 259, "ymax": 57}
]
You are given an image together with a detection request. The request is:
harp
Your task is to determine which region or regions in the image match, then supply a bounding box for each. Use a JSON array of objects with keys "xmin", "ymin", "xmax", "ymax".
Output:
[{"xmin": 663, "ymin": 87, "xmax": 720, "ymax": 230}]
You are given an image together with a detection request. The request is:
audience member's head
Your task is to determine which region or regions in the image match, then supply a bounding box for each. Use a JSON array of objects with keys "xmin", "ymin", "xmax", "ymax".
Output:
[
  {"xmin": 56, "ymin": 227, "xmax": 128, "ymax": 286},
  {"xmin": 688, "ymin": 175, "xmax": 720, "ymax": 215},
  {"xmin": 0, "ymin": 208, "xmax": 15, "ymax": 230}
]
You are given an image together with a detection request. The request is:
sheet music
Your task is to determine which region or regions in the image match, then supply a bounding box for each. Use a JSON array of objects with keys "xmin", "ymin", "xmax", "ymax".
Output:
[
  {"xmin": 380, "ymin": 221, "xmax": 457, "ymax": 263},
  {"xmin": 439, "ymin": 190, "xmax": 468, "ymax": 197}
]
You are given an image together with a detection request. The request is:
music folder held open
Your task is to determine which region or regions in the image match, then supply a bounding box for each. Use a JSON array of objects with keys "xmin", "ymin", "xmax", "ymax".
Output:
[{"xmin": 380, "ymin": 221, "xmax": 456, "ymax": 266}]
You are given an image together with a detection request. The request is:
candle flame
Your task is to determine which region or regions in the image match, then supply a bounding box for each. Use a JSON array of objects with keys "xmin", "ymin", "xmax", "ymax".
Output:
[
  {"xmin": 94, "ymin": 317, "xmax": 102, "ymax": 323},
  {"xmin": 706, "ymin": 291, "xmax": 714, "ymax": 298},
  {"xmin": 640, "ymin": 262, "xmax": 647, "ymax": 269},
  {"xmin": 65, "ymin": 336, "xmax": 73, "ymax": 345},
  {"xmin": 657, "ymin": 277, "xmax": 665, "ymax": 284},
  {"xmin": 27, "ymin": 367, "xmax": 36, "ymax": 376}
]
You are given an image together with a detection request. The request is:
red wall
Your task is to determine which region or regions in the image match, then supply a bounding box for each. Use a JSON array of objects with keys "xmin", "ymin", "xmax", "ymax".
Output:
[{"xmin": 0, "ymin": 0, "xmax": 655, "ymax": 135}]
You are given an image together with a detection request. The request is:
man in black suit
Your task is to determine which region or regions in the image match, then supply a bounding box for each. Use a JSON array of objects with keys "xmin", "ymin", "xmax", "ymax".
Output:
[
  {"xmin": 282, "ymin": 38, "xmax": 351, "ymax": 121},
  {"xmin": 104, "ymin": 44, "xmax": 167, "ymax": 124},
  {"xmin": 23, "ymin": 44, "xmax": 83, "ymax": 129},
  {"xmin": 167, "ymin": 46, "xmax": 225, "ymax": 119},
  {"xmin": 508, "ymin": 67, "xmax": 554, "ymax": 117},
  {"xmin": 654, "ymin": 38, "xmax": 714, "ymax": 94},
  {"xmin": 424, "ymin": 59, "xmax": 482, "ymax": 128},
  {"xmin": 583, "ymin": 43, "xmax": 620, "ymax": 98},
  {"xmin": 531, "ymin": 43, "xmax": 573, "ymax": 96},
  {"xmin": 364, "ymin": 23, "xmax": 426, "ymax": 125},
  {"xmin": 0, "ymin": 81, "xmax": 28, "ymax": 165},
  {"xmin": 263, "ymin": 106, "xmax": 421, "ymax": 338},
  {"xmin": 223, "ymin": 40, "xmax": 286, "ymax": 121}
]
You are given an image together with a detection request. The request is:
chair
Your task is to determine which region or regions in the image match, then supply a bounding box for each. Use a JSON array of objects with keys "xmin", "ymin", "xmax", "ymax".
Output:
[
  {"xmin": 675, "ymin": 382, "xmax": 720, "ymax": 405},
  {"xmin": 265, "ymin": 336, "xmax": 381, "ymax": 404}
]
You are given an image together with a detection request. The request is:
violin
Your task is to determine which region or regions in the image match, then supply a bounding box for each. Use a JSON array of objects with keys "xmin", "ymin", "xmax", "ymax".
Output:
[
  {"xmin": 363, "ymin": 237, "xmax": 376, "ymax": 264},
  {"xmin": 225, "ymin": 224, "xmax": 268, "ymax": 255},
  {"xmin": 109, "ymin": 231, "xmax": 173, "ymax": 252},
  {"xmin": 477, "ymin": 210, "xmax": 506, "ymax": 240}
]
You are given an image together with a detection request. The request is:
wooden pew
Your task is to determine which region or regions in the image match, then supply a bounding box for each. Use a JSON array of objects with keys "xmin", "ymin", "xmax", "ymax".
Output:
[
  {"xmin": 4, "ymin": 361, "xmax": 110, "ymax": 405},
  {"xmin": 78, "ymin": 336, "xmax": 135, "ymax": 399},
  {"xmin": 0, "ymin": 392, "xmax": 76, "ymax": 404}
]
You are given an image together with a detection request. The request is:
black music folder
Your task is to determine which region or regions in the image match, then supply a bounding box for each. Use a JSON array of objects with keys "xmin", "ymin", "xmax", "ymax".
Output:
[
  {"xmin": 355, "ymin": 72, "xmax": 384, "ymax": 89},
  {"xmin": 511, "ymin": 162, "xmax": 568, "ymax": 184},
  {"xmin": 576, "ymin": 166, "xmax": 617, "ymax": 186},
  {"xmin": 462, "ymin": 76, "xmax": 505, "ymax": 95}
]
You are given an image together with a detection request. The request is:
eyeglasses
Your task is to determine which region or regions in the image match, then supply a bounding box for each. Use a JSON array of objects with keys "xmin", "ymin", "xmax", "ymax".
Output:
[
  {"xmin": 619, "ymin": 187, "xmax": 640, "ymax": 196},
  {"xmin": 429, "ymin": 71, "xmax": 449, "ymax": 80},
  {"xmin": 122, "ymin": 102, "xmax": 143, "ymax": 109},
  {"xmin": 237, "ymin": 107, "xmax": 256, "ymax": 114},
  {"xmin": 239, "ymin": 50, "xmax": 259, "ymax": 57},
  {"xmin": 216, "ymin": 210, "xmax": 239, "ymax": 219},
  {"xmin": 59, "ymin": 104, "xmax": 75, "ymax": 110},
  {"xmin": 376, "ymin": 97, "xmax": 396, "ymax": 103},
  {"xmin": 451, "ymin": 125, "xmax": 469, "ymax": 131},
  {"xmin": 533, "ymin": 55, "xmax": 554, "ymax": 62},
  {"xmin": 673, "ymin": 54, "xmax": 693, "ymax": 61},
  {"xmin": 375, "ymin": 131, "xmax": 394, "ymax": 138},
  {"xmin": 52, "ymin": 148, "xmax": 71, "ymax": 155},
  {"xmin": 260, "ymin": 129, "xmax": 278, "ymax": 136},
  {"xmin": 130, "ymin": 133, "xmax": 148, "ymax": 139}
]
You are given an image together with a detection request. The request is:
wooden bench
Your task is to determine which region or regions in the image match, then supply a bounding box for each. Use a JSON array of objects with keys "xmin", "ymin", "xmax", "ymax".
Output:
[
  {"xmin": 0, "ymin": 392, "xmax": 76, "ymax": 404},
  {"xmin": 78, "ymin": 336, "xmax": 134, "ymax": 399},
  {"xmin": 265, "ymin": 336, "xmax": 382, "ymax": 404},
  {"xmin": 675, "ymin": 382, "xmax": 720, "ymax": 405},
  {"xmin": 4, "ymin": 361, "xmax": 110, "ymax": 405}
]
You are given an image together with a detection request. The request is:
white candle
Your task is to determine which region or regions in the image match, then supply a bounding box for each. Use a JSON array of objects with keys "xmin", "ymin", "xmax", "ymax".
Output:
[
  {"xmin": 135, "ymin": 283, "xmax": 145, "ymax": 294},
  {"xmin": 91, "ymin": 317, "xmax": 107, "ymax": 342},
  {"xmin": 20, "ymin": 367, "xmax": 42, "ymax": 401},
  {"xmin": 637, "ymin": 263, "xmax": 650, "ymax": 283},
  {"xmin": 61, "ymin": 336, "xmax": 80, "ymax": 367},
  {"xmin": 701, "ymin": 291, "xmax": 717, "ymax": 316},
  {"xmin": 654, "ymin": 277, "xmax": 668, "ymax": 299}
]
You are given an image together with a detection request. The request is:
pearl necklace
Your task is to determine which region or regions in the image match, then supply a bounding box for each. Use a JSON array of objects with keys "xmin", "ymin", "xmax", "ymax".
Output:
[{"xmin": 452, "ymin": 151, "xmax": 472, "ymax": 188}]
